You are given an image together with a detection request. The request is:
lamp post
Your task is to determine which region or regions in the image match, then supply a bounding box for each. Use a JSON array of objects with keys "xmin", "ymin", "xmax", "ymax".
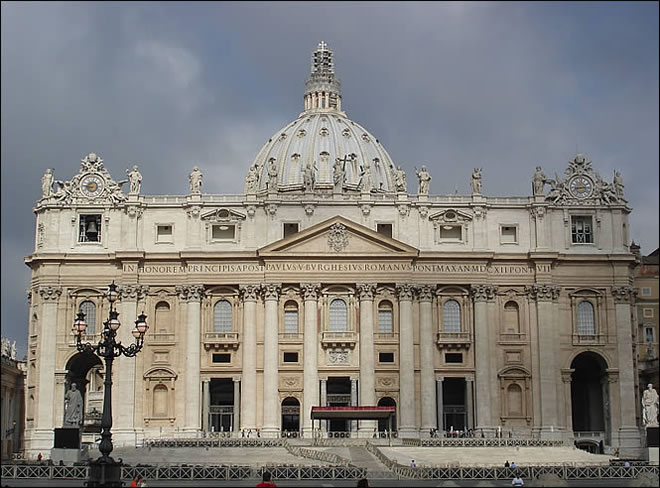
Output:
[{"xmin": 73, "ymin": 281, "xmax": 148, "ymax": 487}]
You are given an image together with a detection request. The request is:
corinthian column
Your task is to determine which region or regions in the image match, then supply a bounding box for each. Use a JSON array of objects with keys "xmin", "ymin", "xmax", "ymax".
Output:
[
  {"xmin": 418, "ymin": 285, "xmax": 436, "ymax": 435},
  {"xmin": 526, "ymin": 283, "xmax": 560, "ymax": 438},
  {"xmin": 240, "ymin": 284, "xmax": 260, "ymax": 431},
  {"xmin": 357, "ymin": 283, "xmax": 377, "ymax": 436},
  {"xmin": 301, "ymin": 283, "xmax": 320, "ymax": 437},
  {"xmin": 397, "ymin": 283, "xmax": 417, "ymax": 437},
  {"xmin": 114, "ymin": 283, "xmax": 148, "ymax": 445},
  {"xmin": 611, "ymin": 285, "xmax": 642, "ymax": 453},
  {"xmin": 472, "ymin": 284, "xmax": 496, "ymax": 434},
  {"xmin": 176, "ymin": 284, "xmax": 205, "ymax": 433},
  {"xmin": 262, "ymin": 283, "xmax": 281, "ymax": 437},
  {"xmin": 35, "ymin": 286, "xmax": 62, "ymax": 449}
]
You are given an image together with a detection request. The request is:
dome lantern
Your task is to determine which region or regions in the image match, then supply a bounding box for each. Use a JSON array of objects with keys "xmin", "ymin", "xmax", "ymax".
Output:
[{"xmin": 304, "ymin": 41, "xmax": 342, "ymax": 113}]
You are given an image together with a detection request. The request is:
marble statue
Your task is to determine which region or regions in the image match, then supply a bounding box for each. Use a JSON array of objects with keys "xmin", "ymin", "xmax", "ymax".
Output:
[
  {"xmin": 10, "ymin": 341, "xmax": 16, "ymax": 360},
  {"xmin": 333, "ymin": 158, "xmax": 345, "ymax": 190},
  {"xmin": 394, "ymin": 165, "xmax": 407, "ymax": 192},
  {"xmin": 126, "ymin": 166, "xmax": 142, "ymax": 194},
  {"xmin": 532, "ymin": 166, "xmax": 547, "ymax": 195},
  {"xmin": 303, "ymin": 161, "xmax": 315, "ymax": 192},
  {"xmin": 41, "ymin": 169, "xmax": 54, "ymax": 199},
  {"xmin": 189, "ymin": 166, "xmax": 203, "ymax": 194},
  {"xmin": 359, "ymin": 164, "xmax": 372, "ymax": 192},
  {"xmin": 613, "ymin": 170, "xmax": 625, "ymax": 200},
  {"xmin": 267, "ymin": 158, "xmax": 278, "ymax": 191},
  {"xmin": 642, "ymin": 383, "xmax": 659, "ymax": 427},
  {"xmin": 245, "ymin": 164, "xmax": 259, "ymax": 193},
  {"xmin": 1, "ymin": 338, "xmax": 9, "ymax": 357},
  {"xmin": 471, "ymin": 167, "xmax": 482, "ymax": 194},
  {"xmin": 416, "ymin": 165, "xmax": 431, "ymax": 195},
  {"xmin": 64, "ymin": 382, "xmax": 84, "ymax": 427}
]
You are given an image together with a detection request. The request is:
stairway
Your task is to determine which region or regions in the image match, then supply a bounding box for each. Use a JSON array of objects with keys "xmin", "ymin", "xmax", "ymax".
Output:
[{"xmin": 347, "ymin": 446, "xmax": 391, "ymax": 474}]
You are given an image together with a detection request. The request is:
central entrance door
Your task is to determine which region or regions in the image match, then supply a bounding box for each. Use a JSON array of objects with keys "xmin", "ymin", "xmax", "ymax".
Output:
[
  {"xmin": 443, "ymin": 378, "xmax": 467, "ymax": 432},
  {"xmin": 326, "ymin": 377, "xmax": 351, "ymax": 434},
  {"xmin": 281, "ymin": 397, "xmax": 300, "ymax": 436},
  {"xmin": 209, "ymin": 378, "xmax": 234, "ymax": 433}
]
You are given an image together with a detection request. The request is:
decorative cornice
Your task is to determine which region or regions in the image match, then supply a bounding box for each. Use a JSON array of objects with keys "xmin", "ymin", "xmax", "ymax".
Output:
[
  {"xmin": 39, "ymin": 286, "xmax": 62, "ymax": 301},
  {"xmin": 471, "ymin": 284, "xmax": 496, "ymax": 301},
  {"xmin": 525, "ymin": 283, "xmax": 560, "ymax": 301},
  {"xmin": 356, "ymin": 283, "xmax": 377, "ymax": 301},
  {"xmin": 175, "ymin": 284, "xmax": 205, "ymax": 301},
  {"xmin": 239, "ymin": 284, "xmax": 261, "ymax": 302},
  {"xmin": 262, "ymin": 283, "xmax": 282, "ymax": 301},
  {"xmin": 396, "ymin": 283, "xmax": 416, "ymax": 301},
  {"xmin": 300, "ymin": 283, "xmax": 321, "ymax": 301},
  {"xmin": 611, "ymin": 285, "xmax": 636, "ymax": 303},
  {"xmin": 418, "ymin": 285, "xmax": 435, "ymax": 302},
  {"xmin": 118, "ymin": 284, "xmax": 149, "ymax": 301}
]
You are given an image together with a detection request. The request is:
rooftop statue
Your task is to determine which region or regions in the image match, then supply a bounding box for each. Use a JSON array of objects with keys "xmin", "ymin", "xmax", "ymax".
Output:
[
  {"xmin": 189, "ymin": 166, "xmax": 203, "ymax": 194},
  {"xmin": 126, "ymin": 166, "xmax": 142, "ymax": 195},
  {"xmin": 416, "ymin": 165, "xmax": 431, "ymax": 195},
  {"xmin": 470, "ymin": 167, "xmax": 482, "ymax": 195},
  {"xmin": 41, "ymin": 169, "xmax": 54, "ymax": 199}
]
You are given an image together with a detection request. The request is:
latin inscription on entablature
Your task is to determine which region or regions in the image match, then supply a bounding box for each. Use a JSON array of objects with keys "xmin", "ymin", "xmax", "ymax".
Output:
[{"xmin": 124, "ymin": 262, "xmax": 540, "ymax": 276}]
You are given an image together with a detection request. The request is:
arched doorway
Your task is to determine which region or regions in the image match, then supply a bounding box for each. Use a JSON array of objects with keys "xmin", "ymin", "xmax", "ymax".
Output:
[
  {"xmin": 64, "ymin": 352, "xmax": 103, "ymax": 432},
  {"xmin": 377, "ymin": 397, "xmax": 397, "ymax": 434},
  {"xmin": 571, "ymin": 352, "xmax": 610, "ymax": 447},
  {"xmin": 281, "ymin": 397, "xmax": 300, "ymax": 436}
]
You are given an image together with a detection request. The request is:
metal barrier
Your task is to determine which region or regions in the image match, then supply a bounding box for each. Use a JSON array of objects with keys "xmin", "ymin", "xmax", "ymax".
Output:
[{"xmin": 402, "ymin": 437, "xmax": 565, "ymax": 447}]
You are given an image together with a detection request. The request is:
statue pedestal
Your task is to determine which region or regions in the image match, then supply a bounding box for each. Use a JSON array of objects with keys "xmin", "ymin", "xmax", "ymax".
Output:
[{"xmin": 52, "ymin": 427, "xmax": 85, "ymax": 466}]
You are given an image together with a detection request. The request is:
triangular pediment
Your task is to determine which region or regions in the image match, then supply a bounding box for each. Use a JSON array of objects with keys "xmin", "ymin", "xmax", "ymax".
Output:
[{"xmin": 258, "ymin": 216, "xmax": 418, "ymax": 257}]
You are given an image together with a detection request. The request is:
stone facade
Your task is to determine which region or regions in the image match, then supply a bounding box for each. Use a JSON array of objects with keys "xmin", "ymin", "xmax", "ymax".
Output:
[
  {"xmin": 24, "ymin": 42, "xmax": 643, "ymax": 458},
  {"xmin": 1, "ymin": 338, "xmax": 26, "ymax": 459}
]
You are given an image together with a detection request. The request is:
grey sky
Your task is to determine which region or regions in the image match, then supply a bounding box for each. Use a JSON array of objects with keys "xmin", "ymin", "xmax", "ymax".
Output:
[{"xmin": 2, "ymin": 1, "xmax": 658, "ymax": 359}]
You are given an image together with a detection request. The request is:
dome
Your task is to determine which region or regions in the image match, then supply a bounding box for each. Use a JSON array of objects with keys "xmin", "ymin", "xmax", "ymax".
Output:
[{"xmin": 245, "ymin": 42, "xmax": 400, "ymax": 194}]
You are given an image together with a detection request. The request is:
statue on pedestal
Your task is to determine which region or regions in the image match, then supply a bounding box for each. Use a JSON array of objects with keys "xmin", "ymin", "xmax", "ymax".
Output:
[
  {"xmin": 189, "ymin": 166, "xmax": 203, "ymax": 194},
  {"xmin": 532, "ymin": 166, "xmax": 547, "ymax": 195},
  {"xmin": 416, "ymin": 165, "xmax": 431, "ymax": 195},
  {"xmin": 642, "ymin": 383, "xmax": 659, "ymax": 427},
  {"xmin": 126, "ymin": 166, "xmax": 142, "ymax": 195},
  {"xmin": 471, "ymin": 167, "xmax": 482, "ymax": 194},
  {"xmin": 41, "ymin": 169, "xmax": 54, "ymax": 199},
  {"xmin": 64, "ymin": 382, "xmax": 84, "ymax": 427}
]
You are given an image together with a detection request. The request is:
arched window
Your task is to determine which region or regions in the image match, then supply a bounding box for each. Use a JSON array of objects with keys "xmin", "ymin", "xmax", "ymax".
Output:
[
  {"xmin": 507, "ymin": 383, "xmax": 523, "ymax": 416},
  {"xmin": 153, "ymin": 384, "xmax": 168, "ymax": 417},
  {"xmin": 443, "ymin": 300, "xmax": 461, "ymax": 333},
  {"xmin": 79, "ymin": 301, "xmax": 96, "ymax": 334},
  {"xmin": 577, "ymin": 301, "xmax": 595, "ymax": 335},
  {"xmin": 504, "ymin": 301, "xmax": 520, "ymax": 334},
  {"xmin": 284, "ymin": 301, "xmax": 299, "ymax": 334},
  {"xmin": 213, "ymin": 300, "xmax": 233, "ymax": 333},
  {"xmin": 329, "ymin": 299, "xmax": 348, "ymax": 332},
  {"xmin": 378, "ymin": 301, "xmax": 393, "ymax": 334},
  {"xmin": 155, "ymin": 301, "xmax": 171, "ymax": 333}
]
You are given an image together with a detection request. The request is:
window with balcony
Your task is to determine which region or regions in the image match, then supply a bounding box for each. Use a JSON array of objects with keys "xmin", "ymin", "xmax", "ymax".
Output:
[
  {"xmin": 503, "ymin": 301, "xmax": 520, "ymax": 334},
  {"xmin": 79, "ymin": 301, "xmax": 96, "ymax": 334},
  {"xmin": 443, "ymin": 300, "xmax": 461, "ymax": 333},
  {"xmin": 213, "ymin": 300, "xmax": 232, "ymax": 333},
  {"xmin": 571, "ymin": 216, "xmax": 593, "ymax": 244},
  {"xmin": 378, "ymin": 301, "xmax": 393, "ymax": 334},
  {"xmin": 329, "ymin": 299, "xmax": 348, "ymax": 332},
  {"xmin": 577, "ymin": 301, "xmax": 595, "ymax": 335},
  {"xmin": 155, "ymin": 301, "xmax": 171, "ymax": 334},
  {"xmin": 284, "ymin": 301, "xmax": 299, "ymax": 334}
]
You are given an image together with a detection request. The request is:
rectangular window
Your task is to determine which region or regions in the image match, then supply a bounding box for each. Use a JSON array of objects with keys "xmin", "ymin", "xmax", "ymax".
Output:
[
  {"xmin": 500, "ymin": 225, "xmax": 518, "ymax": 244},
  {"xmin": 376, "ymin": 223, "xmax": 393, "ymax": 238},
  {"xmin": 571, "ymin": 216, "xmax": 593, "ymax": 244},
  {"xmin": 378, "ymin": 310, "xmax": 393, "ymax": 334},
  {"xmin": 645, "ymin": 327, "xmax": 655, "ymax": 343},
  {"xmin": 283, "ymin": 352, "xmax": 299, "ymax": 363},
  {"xmin": 643, "ymin": 308, "xmax": 654, "ymax": 318},
  {"xmin": 283, "ymin": 223, "xmax": 299, "ymax": 238},
  {"xmin": 212, "ymin": 353, "xmax": 231, "ymax": 363},
  {"xmin": 445, "ymin": 353, "xmax": 463, "ymax": 363},
  {"xmin": 212, "ymin": 224, "xmax": 236, "ymax": 240},
  {"xmin": 378, "ymin": 352, "xmax": 395, "ymax": 363},
  {"xmin": 439, "ymin": 225, "xmax": 462, "ymax": 241},
  {"xmin": 641, "ymin": 287, "xmax": 652, "ymax": 297},
  {"xmin": 156, "ymin": 224, "xmax": 173, "ymax": 243},
  {"xmin": 79, "ymin": 215, "xmax": 102, "ymax": 243}
]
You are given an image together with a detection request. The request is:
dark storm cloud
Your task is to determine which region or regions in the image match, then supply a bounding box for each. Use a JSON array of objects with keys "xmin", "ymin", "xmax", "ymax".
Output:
[{"xmin": 2, "ymin": 2, "xmax": 658, "ymax": 358}]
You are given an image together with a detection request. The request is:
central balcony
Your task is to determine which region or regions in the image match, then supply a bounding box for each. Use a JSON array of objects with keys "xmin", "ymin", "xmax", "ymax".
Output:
[
  {"xmin": 203, "ymin": 332, "xmax": 240, "ymax": 351},
  {"xmin": 436, "ymin": 331, "xmax": 472, "ymax": 349},
  {"xmin": 321, "ymin": 331, "xmax": 357, "ymax": 349}
]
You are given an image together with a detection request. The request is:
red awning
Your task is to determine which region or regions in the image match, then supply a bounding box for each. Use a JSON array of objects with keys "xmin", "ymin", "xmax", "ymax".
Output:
[{"xmin": 311, "ymin": 406, "xmax": 395, "ymax": 420}]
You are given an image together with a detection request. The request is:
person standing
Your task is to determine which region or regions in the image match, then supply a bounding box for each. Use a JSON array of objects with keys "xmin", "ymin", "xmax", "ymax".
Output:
[
  {"xmin": 512, "ymin": 473, "xmax": 524, "ymax": 487},
  {"xmin": 256, "ymin": 470, "xmax": 276, "ymax": 487}
]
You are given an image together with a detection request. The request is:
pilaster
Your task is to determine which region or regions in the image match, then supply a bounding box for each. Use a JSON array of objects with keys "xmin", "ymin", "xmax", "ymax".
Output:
[
  {"xmin": 418, "ymin": 285, "xmax": 436, "ymax": 435},
  {"xmin": 262, "ymin": 283, "xmax": 281, "ymax": 437},
  {"xmin": 357, "ymin": 283, "xmax": 377, "ymax": 435},
  {"xmin": 471, "ymin": 284, "xmax": 496, "ymax": 434},
  {"xmin": 239, "ymin": 284, "xmax": 260, "ymax": 431},
  {"xmin": 301, "ymin": 283, "xmax": 321, "ymax": 437},
  {"xmin": 396, "ymin": 283, "xmax": 417, "ymax": 437}
]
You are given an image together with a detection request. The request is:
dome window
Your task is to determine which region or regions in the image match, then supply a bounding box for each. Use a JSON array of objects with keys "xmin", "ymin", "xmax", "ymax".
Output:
[
  {"xmin": 319, "ymin": 127, "xmax": 329, "ymax": 136},
  {"xmin": 278, "ymin": 133, "xmax": 287, "ymax": 141},
  {"xmin": 342, "ymin": 128, "xmax": 351, "ymax": 138},
  {"xmin": 361, "ymin": 133, "xmax": 370, "ymax": 142},
  {"xmin": 297, "ymin": 129, "xmax": 307, "ymax": 138}
]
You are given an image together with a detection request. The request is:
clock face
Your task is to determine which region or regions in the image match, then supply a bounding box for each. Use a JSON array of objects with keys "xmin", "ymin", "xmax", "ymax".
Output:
[
  {"xmin": 569, "ymin": 176, "xmax": 593, "ymax": 199},
  {"xmin": 80, "ymin": 174, "xmax": 105, "ymax": 198}
]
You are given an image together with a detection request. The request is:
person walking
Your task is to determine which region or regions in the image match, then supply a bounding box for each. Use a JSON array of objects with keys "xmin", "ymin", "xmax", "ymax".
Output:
[{"xmin": 256, "ymin": 470, "xmax": 276, "ymax": 487}]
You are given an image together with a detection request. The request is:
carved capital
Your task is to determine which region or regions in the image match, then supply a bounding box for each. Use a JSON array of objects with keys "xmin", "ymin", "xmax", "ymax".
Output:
[
  {"xmin": 397, "ymin": 204, "xmax": 410, "ymax": 218},
  {"xmin": 611, "ymin": 285, "xmax": 636, "ymax": 303},
  {"xmin": 560, "ymin": 368, "xmax": 575, "ymax": 384},
  {"xmin": 418, "ymin": 206, "xmax": 429, "ymax": 219},
  {"xmin": 396, "ymin": 283, "xmax": 416, "ymax": 301},
  {"xmin": 471, "ymin": 284, "xmax": 496, "ymax": 301},
  {"xmin": 262, "ymin": 283, "xmax": 282, "ymax": 301},
  {"xmin": 525, "ymin": 283, "xmax": 560, "ymax": 301},
  {"xmin": 185, "ymin": 205, "xmax": 201, "ymax": 219},
  {"xmin": 239, "ymin": 284, "xmax": 261, "ymax": 302},
  {"xmin": 176, "ymin": 284, "xmax": 205, "ymax": 301},
  {"xmin": 300, "ymin": 283, "xmax": 321, "ymax": 301},
  {"xmin": 531, "ymin": 206, "xmax": 546, "ymax": 220},
  {"xmin": 473, "ymin": 206, "xmax": 487, "ymax": 220},
  {"xmin": 418, "ymin": 285, "xmax": 435, "ymax": 302},
  {"xmin": 118, "ymin": 284, "xmax": 149, "ymax": 301},
  {"xmin": 39, "ymin": 286, "xmax": 62, "ymax": 301},
  {"xmin": 265, "ymin": 203, "xmax": 278, "ymax": 217},
  {"xmin": 124, "ymin": 205, "xmax": 144, "ymax": 219},
  {"xmin": 357, "ymin": 283, "xmax": 377, "ymax": 301}
]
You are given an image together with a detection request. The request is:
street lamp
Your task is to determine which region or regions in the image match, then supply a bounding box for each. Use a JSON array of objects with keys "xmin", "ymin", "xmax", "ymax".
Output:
[{"xmin": 73, "ymin": 281, "xmax": 148, "ymax": 487}]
